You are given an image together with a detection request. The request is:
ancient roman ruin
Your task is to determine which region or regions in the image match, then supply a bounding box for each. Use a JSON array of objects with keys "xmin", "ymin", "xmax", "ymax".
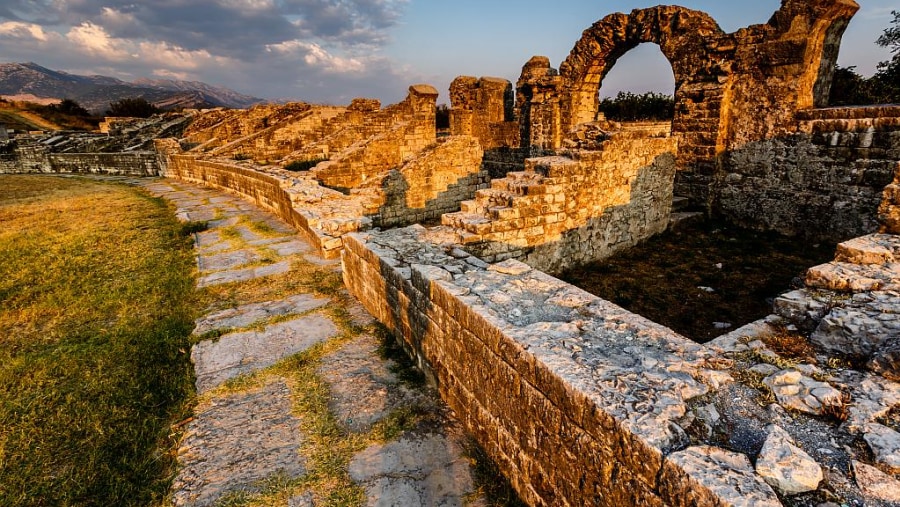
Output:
[{"xmin": 2, "ymin": 0, "xmax": 900, "ymax": 505}]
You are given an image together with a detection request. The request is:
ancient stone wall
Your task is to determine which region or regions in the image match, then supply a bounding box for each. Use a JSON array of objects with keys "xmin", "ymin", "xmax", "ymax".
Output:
[
  {"xmin": 362, "ymin": 136, "xmax": 487, "ymax": 228},
  {"xmin": 449, "ymin": 76, "xmax": 519, "ymax": 150},
  {"xmin": 442, "ymin": 133, "xmax": 677, "ymax": 273},
  {"xmin": 714, "ymin": 106, "xmax": 900, "ymax": 241},
  {"xmin": 312, "ymin": 85, "xmax": 439, "ymax": 190},
  {"xmin": 512, "ymin": 0, "xmax": 858, "ymax": 207},
  {"xmin": 0, "ymin": 137, "xmax": 160, "ymax": 176},
  {"xmin": 341, "ymin": 226, "xmax": 782, "ymax": 507}
]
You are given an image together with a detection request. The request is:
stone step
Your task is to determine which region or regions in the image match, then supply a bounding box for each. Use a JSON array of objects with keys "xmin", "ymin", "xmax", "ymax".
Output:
[
  {"xmin": 668, "ymin": 211, "xmax": 704, "ymax": 230},
  {"xmin": 474, "ymin": 188, "xmax": 515, "ymax": 206},
  {"xmin": 459, "ymin": 199, "xmax": 486, "ymax": 215},
  {"xmin": 835, "ymin": 234, "xmax": 900, "ymax": 265},
  {"xmin": 805, "ymin": 261, "xmax": 900, "ymax": 293},
  {"xmin": 671, "ymin": 196, "xmax": 690, "ymax": 212},
  {"xmin": 441, "ymin": 212, "xmax": 493, "ymax": 235}
]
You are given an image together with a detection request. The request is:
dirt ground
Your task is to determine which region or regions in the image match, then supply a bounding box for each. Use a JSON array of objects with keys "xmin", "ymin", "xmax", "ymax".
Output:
[{"xmin": 558, "ymin": 220, "xmax": 836, "ymax": 343}]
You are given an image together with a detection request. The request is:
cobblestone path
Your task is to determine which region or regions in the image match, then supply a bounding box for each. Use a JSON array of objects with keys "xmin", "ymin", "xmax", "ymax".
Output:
[{"xmin": 137, "ymin": 179, "xmax": 481, "ymax": 507}]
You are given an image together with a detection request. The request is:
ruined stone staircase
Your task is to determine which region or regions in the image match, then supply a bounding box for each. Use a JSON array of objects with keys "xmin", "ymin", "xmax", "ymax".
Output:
[
  {"xmin": 442, "ymin": 158, "xmax": 569, "ymax": 247},
  {"xmin": 775, "ymin": 233, "xmax": 900, "ymax": 380}
]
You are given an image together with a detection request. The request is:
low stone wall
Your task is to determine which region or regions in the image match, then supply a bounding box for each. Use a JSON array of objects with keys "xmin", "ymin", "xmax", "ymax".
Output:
[
  {"xmin": 341, "ymin": 226, "xmax": 780, "ymax": 506},
  {"xmin": 713, "ymin": 106, "xmax": 900, "ymax": 242},
  {"xmin": 164, "ymin": 154, "xmax": 340, "ymax": 254},
  {"xmin": 0, "ymin": 139, "xmax": 161, "ymax": 176}
]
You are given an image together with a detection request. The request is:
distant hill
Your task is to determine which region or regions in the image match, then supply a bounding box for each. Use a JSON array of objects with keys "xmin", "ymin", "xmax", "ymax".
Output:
[{"xmin": 0, "ymin": 62, "xmax": 265, "ymax": 113}]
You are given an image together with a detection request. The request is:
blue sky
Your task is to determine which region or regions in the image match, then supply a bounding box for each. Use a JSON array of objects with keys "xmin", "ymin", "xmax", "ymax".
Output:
[{"xmin": 0, "ymin": 1, "xmax": 895, "ymax": 105}]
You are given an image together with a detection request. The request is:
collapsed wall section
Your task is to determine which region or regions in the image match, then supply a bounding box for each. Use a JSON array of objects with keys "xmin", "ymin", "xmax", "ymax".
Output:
[{"xmin": 312, "ymin": 85, "xmax": 440, "ymax": 189}]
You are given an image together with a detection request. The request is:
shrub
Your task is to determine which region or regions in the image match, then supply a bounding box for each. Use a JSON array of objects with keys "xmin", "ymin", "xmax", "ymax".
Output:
[{"xmin": 599, "ymin": 91, "xmax": 674, "ymax": 122}]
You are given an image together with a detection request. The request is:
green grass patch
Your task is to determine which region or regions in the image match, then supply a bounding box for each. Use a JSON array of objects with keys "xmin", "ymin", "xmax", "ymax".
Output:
[{"xmin": 0, "ymin": 175, "xmax": 198, "ymax": 506}]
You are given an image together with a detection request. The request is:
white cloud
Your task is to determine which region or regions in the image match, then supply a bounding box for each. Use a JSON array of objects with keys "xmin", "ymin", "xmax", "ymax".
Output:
[
  {"xmin": 266, "ymin": 40, "xmax": 367, "ymax": 73},
  {"xmin": 66, "ymin": 22, "xmax": 131, "ymax": 59},
  {"xmin": 0, "ymin": 21, "xmax": 53, "ymax": 41}
]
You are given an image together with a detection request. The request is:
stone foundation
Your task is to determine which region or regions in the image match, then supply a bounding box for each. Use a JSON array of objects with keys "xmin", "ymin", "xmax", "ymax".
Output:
[
  {"xmin": 343, "ymin": 223, "xmax": 900, "ymax": 506},
  {"xmin": 714, "ymin": 106, "xmax": 900, "ymax": 241},
  {"xmin": 341, "ymin": 226, "xmax": 777, "ymax": 506}
]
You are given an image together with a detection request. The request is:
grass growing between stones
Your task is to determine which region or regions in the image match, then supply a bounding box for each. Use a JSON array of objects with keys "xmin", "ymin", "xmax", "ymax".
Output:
[
  {"xmin": 559, "ymin": 219, "xmax": 835, "ymax": 343},
  {"xmin": 0, "ymin": 175, "xmax": 198, "ymax": 506}
]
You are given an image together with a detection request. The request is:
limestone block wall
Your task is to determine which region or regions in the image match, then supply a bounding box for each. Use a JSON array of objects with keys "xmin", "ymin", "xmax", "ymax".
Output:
[
  {"xmin": 361, "ymin": 136, "xmax": 487, "ymax": 228},
  {"xmin": 0, "ymin": 138, "xmax": 160, "ymax": 176},
  {"xmin": 341, "ymin": 226, "xmax": 772, "ymax": 507},
  {"xmin": 442, "ymin": 134, "xmax": 677, "ymax": 273},
  {"xmin": 312, "ymin": 85, "xmax": 440, "ymax": 190},
  {"xmin": 48, "ymin": 153, "xmax": 160, "ymax": 176},
  {"xmin": 714, "ymin": 106, "xmax": 900, "ymax": 242},
  {"xmin": 164, "ymin": 154, "xmax": 338, "ymax": 254},
  {"xmin": 449, "ymin": 76, "xmax": 520, "ymax": 149}
]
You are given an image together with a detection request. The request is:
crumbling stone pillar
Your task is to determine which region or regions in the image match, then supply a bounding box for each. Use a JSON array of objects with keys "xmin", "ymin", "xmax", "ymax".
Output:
[{"xmin": 450, "ymin": 76, "xmax": 517, "ymax": 149}]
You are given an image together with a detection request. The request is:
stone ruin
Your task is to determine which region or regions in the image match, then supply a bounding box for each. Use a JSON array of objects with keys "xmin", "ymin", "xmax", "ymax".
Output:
[{"xmin": 2, "ymin": 0, "xmax": 900, "ymax": 505}]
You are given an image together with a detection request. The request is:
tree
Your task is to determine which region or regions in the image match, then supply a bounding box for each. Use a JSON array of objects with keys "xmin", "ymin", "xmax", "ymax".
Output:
[
  {"xmin": 870, "ymin": 10, "xmax": 900, "ymax": 104},
  {"xmin": 828, "ymin": 11, "xmax": 900, "ymax": 105},
  {"xmin": 106, "ymin": 97, "xmax": 161, "ymax": 118},
  {"xmin": 599, "ymin": 91, "xmax": 674, "ymax": 122},
  {"xmin": 51, "ymin": 99, "xmax": 90, "ymax": 117},
  {"xmin": 435, "ymin": 104, "xmax": 450, "ymax": 130}
]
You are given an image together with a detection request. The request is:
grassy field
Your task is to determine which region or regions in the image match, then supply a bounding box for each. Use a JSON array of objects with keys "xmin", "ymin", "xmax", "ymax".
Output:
[{"xmin": 0, "ymin": 175, "xmax": 198, "ymax": 506}]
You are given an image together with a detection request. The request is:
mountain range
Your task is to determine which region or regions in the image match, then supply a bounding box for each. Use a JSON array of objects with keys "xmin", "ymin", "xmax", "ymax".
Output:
[{"xmin": 0, "ymin": 62, "xmax": 265, "ymax": 112}]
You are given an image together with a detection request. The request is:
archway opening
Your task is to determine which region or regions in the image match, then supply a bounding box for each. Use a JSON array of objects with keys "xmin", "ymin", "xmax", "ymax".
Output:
[{"xmin": 596, "ymin": 43, "xmax": 675, "ymax": 127}]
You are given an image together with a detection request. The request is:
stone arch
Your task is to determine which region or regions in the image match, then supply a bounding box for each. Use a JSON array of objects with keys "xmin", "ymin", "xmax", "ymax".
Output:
[{"xmin": 558, "ymin": 5, "xmax": 728, "ymax": 134}]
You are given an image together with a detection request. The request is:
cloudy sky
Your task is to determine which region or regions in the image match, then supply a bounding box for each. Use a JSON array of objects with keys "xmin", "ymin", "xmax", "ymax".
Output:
[{"xmin": 0, "ymin": 0, "xmax": 896, "ymax": 105}]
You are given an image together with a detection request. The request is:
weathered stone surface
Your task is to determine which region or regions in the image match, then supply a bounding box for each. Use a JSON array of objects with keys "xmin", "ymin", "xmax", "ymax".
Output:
[
  {"xmin": 836, "ymin": 234, "xmax": 900, "ymax": 265},
  {"xmin": 193, "ymin": 294, "xmax": 328, "ymax": 336},
  {"xmin": 805, "ymin": 262, "xmax": 900, "ymax": 293},
  {"xmin": 845, "ymin": 375, "xmax": 900, "ymax": 432},
  {"xmin": 197, "ymin": 259, "xmax": 293, "ymax": 287},
  {"xmin": 200, "ymin": 249, "xmax": 261, "ymax": 272},
  {"xmin": 869, "ymin": 339, "xmax": 900, "ymax": 381},
  {"xmin": 317, "ymin": 334, "xmax": 422, "ymax": 432},
  {"xmin": 192, "ymin": 314, "xmax": 338, "ymax": 392},
  {"xmin": 755, "ymin": 425, "xmax": 823, "ymax": 495},
  {"xmin": 660, "ymin": 446, "xmax": 781, "ymax": 507},
  {"xmin": 171, "ymin": 380, "xmax": 305, "ymax": 507},
  {"xmin": 811, "ymin": 292, "xmax": 900, "ymax": 357},
  {"xmin": 773, "ymin": 289, "xmax": 831, "ymax": 332},
  {"xmin": 763, "ymin": 369, "xmax": 843, "ymax": 416},
  {"xmin": 852, "ymin": 460, "xmax": 900, "ymax": 504},
  {"xmin": 863, "ymin": 423, "xmax": 900, "ymax": 473},
  {"xmin": 348, "ymin": 434, "xmax": 475, "ymax": 507}
]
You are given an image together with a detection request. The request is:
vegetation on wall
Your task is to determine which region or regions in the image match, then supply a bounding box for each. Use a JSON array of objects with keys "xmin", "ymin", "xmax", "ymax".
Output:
[
  {"xmin": 599, "ymin": 91, "xmax": 675, "ymax": 122},
  {"xmin": 829, "ymin": 11, "xmax": 900, "ymax": 106}
]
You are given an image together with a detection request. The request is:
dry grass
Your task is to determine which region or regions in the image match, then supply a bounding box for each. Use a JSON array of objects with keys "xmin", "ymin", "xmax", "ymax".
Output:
[{"xmin": 0, "ymin": 175, "xmax": 198, "ymax": 506}]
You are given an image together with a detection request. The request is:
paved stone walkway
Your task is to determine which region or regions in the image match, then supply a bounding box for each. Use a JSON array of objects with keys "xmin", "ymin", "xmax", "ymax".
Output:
[{"xmin": 137, "ymin": 179, "xmax": 481, "ymax": 507}]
